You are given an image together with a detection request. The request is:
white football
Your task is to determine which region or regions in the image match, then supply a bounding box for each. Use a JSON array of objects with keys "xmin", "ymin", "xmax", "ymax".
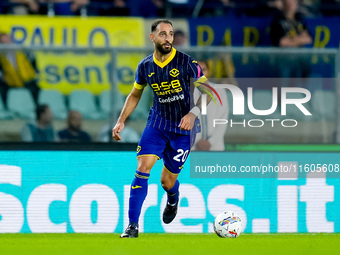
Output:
[{"xmin": 213, "ymin": 211, "xmax": 243, "ymax": 238}]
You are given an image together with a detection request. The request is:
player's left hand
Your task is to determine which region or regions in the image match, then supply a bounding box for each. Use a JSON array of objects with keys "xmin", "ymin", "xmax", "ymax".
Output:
[{"xmin": 178, "ymin": 113, "xmax": 196, "ymax": 131}]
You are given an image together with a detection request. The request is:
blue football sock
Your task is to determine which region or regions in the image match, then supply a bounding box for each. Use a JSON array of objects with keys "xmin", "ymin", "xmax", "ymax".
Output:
[
  {"xmin": 128, "ymin": 170, "xmax": 150, "ymax": 225},
  {"xmin": 164, "ymin": 179, "xmax": 179, "ymax": 205}
]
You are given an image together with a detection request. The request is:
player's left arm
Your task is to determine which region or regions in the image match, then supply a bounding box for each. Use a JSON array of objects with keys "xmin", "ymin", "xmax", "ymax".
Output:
[{"xmin": 179, "ymin": 69, "xmax": 213, "ymax": 131}]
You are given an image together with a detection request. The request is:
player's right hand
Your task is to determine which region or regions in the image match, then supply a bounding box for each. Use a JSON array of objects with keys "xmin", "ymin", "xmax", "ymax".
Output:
[{"xmin": 112, "ymin": 122, "xmax": 125, "ymax": 141}]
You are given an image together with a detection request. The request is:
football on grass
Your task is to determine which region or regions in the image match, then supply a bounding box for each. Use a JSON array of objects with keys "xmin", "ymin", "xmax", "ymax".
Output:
[{"xmin": 213, "ymin": 211, "xmax": 242, "ymax": 238}]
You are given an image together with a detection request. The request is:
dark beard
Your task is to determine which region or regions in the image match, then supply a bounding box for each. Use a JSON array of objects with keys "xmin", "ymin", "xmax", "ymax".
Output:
[{"xmin": 156, "ymin": 42, "xmax": 172, "ymax": 55}]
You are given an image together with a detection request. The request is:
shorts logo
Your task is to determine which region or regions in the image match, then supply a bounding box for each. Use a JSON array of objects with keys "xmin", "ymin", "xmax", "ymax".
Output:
[
  {"xmin": 132, "ymin": 185, "xmax": 142, "ymax": 189},
  {"xmin": 137, "ymin": 146, "xmax": 141, "ymax": 153},
  {"xmin": 192, "ymin": 60, "xmax": 198, "ymax": 63},
  {"xmin": 170, "ymin": 68, "xmax": 180, "ymax": 77},
  {"xmin": 148, "ymin": 72, "xmax": 155, "ymax": 77}
]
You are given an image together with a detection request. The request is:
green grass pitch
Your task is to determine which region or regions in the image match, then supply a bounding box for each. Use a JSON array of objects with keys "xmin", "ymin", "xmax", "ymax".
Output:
[{"xmin": 1, "ymin": 233, "xmax": 339, "ymax": 255}]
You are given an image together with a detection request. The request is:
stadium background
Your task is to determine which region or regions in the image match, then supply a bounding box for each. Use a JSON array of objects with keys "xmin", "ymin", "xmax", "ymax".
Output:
[{"xmin": 0, "ymin": 1, "xmax": 339, "ymax": 235}]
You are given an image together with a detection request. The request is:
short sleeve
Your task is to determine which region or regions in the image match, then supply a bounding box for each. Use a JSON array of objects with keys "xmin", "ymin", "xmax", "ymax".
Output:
[
  {"xmin": 134, "ymin": 62, "xmax": 147, "ymax": 90},
  {"xmin": 189, "ymin": 58, "xmax": 208, "ymax": 88},
  {"xmin": 188, "ymin": 57, "xmax": 206, "ymax": 80}
]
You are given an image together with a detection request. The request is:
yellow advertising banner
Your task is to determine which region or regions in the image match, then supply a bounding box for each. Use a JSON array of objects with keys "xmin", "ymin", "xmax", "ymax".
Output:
[
  {"xmin": 36, "ymin": 52, "xmax": 111, "ymax": 95},
  {"xmin": 0, "ymin": 16, "xmax": 145, "ymax": 95}
]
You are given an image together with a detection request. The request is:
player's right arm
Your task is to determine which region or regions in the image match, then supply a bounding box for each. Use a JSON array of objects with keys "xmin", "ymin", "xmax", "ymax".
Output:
[
  {"xmin": 113, "ymin": 60, "xmax": 147, "ymax": 141},
  {"xmin": 112, "ymin": 86, "xmax": 144, "ymax": 141}
]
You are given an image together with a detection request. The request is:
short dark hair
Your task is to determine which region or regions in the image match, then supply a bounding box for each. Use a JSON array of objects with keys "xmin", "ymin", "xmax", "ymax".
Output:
[
  {"xmin": 36, "ymin": 104, "xmax": 49, "ymax": 120},
  {"xmin": 151, "ymin": 19, "xmax": 173, "ymax": 32}
]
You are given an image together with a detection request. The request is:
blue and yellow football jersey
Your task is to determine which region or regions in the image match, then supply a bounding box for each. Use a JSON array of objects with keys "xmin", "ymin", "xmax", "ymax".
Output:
[{"xmin": 134, "ymin": 48, "xmax": 205, "ymax": 135}]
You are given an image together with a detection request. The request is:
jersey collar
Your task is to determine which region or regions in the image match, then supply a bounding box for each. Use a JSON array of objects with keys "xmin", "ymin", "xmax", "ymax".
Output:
[{"xmin": 153, "ymin": 47, "xmax": 177, "ymax": 68}]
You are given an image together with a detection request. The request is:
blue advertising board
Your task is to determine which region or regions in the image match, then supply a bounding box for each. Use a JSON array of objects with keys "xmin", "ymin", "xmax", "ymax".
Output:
[
  {"xmin": 188, "ymin": 17, "xmax": 340, "ymax": 48},
  {"xmin": 188, "ymin": 18, "xmax": 339, "ymax": 78},
  {"xmin": 0, "ymin": 151, "xmax": 338, "ymax": 233}
]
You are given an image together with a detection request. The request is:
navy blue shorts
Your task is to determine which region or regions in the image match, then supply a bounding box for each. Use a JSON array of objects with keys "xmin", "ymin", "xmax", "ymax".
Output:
[{"xmin": 137, "ymin": 126, "xmax": 196, "ymax": 175}]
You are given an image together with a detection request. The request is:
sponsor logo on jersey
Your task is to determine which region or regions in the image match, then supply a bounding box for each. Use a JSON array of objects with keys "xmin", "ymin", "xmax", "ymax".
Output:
[
  {"xmin": 151, "ymin": 80, "xmax": 183, "ymax": 96},
  {"xmin": 169, "ymin": 68, "xmax": 180, "ymax": 77},
  {"xmin": 158, "ymin": 94, "xmax": 184, "ymax": 103}
]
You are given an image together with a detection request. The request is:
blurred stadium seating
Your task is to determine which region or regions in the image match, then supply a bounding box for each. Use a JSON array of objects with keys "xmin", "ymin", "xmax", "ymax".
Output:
[
  {"xmin": 7, "ymin": 88, "xmax": 35, "ymax": 120},
  {"xmin": 0, "ymin": 94, "xmax": 13, "ymax": 119},
  {"xmin": 38, "ymin": 89, "xmax": 68, "ymax": 120},
  {"xmin": 69, "ymin": 89, "xmax": 106, "ymax": 120},
  {"xmin": 98, "ymin": 90, "xmax": 111, "ymax": 117}
]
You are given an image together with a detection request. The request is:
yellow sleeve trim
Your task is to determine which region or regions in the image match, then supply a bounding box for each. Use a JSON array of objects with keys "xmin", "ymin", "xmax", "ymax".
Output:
[
  {"xmin": 134, "ymin": 81, "xmax": 147, "ymax": 90},
  {"xmin": 194, "ymin": 76, "xmax": 208, "ymax": 87}
]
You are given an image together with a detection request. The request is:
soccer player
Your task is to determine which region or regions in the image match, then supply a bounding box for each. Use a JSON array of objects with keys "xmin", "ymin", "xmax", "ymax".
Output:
[{"xmin": 112, "ymin": 19, "xmax": 210, "ymax": 238}]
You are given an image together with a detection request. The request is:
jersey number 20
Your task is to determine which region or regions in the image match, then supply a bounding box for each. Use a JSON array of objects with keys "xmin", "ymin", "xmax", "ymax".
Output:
[{"xmin": 173, "ymin": 149, "xmax": 189, "ymax": 162}]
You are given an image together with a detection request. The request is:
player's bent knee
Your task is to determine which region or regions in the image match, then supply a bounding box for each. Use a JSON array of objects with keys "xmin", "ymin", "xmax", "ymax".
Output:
[
  {"xmin": 160, "ymin": 178, "xmax": 174, "ymax": 190},
  {"xmin": 137, "ymin": 155, "xmax": 157, "ymax": 173},
  {"xmin": 161, "ymin": 181, "xmax": 171, "ymax": 191},
  {"xmin": 137, "ymin": 164, "xmax": 152, "ymax": 173}
]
